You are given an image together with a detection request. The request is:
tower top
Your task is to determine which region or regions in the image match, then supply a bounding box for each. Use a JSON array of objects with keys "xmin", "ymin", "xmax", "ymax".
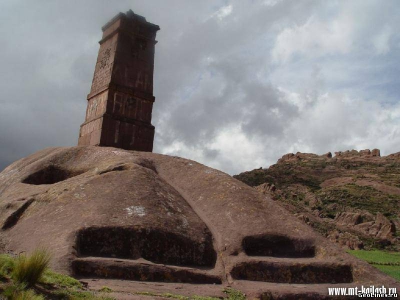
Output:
[{"xmin": 102, "ymin": 10, "xmax": 160, "ymax": 32}]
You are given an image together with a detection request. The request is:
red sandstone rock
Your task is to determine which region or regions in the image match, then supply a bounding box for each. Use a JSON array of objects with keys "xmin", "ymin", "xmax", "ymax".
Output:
[
  {"xmin": 335, "ymin": 212, "xmax": 362, "ymax": 226},
  {"xmin": 327, "ymin": 230, "xmax": 364, "ymax": 250},
  {"xmin": 1, "ymin": 146, "xmax": 398, "ymax": 298},
  {"xmin": 353, "ymin": 213, "xmax": 395, "ymax": 241},
  {"xmin": 360, "ymin": 149, "xmax": 371, "ymax": 155},
  {"xmin": 372, "ymin": 148, "xmax": 381, "ymax": 157},
  {"xmin": 255, "ymin": 183, "xmax": 276, "ymax": 195}
]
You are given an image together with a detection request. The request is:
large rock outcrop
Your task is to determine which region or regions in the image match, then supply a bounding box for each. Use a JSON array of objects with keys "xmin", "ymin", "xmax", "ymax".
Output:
[{"xmin": 0, "ymin": 147, "xmax": 398, "ymax": 299}]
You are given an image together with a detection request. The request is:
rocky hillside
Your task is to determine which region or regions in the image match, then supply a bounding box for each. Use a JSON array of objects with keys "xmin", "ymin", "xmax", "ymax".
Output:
[{"xmin": 234, "ymin": 149, "xmax": 400, "ymax": 251}]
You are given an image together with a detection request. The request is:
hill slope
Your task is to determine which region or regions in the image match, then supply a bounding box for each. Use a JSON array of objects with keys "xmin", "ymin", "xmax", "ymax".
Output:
[{"xmin": 234, "ymin": 149, "xmax": 400, "ymax": 251}]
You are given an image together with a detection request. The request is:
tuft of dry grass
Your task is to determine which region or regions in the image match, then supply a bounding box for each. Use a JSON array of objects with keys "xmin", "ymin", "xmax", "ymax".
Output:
[{"xmin": 11, "ymin": 249, "xmax": 51, "ymax": 287}]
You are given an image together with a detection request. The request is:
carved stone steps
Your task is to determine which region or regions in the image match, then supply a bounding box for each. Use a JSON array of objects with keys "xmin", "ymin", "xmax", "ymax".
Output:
[
  {"xmin": 243, "ymin": 234, "xmax": 315, "ymax": 258},
  {"xmin": 230, "ymin": 259, "xmax": 353, "ymax": 284},
  {"xmin": 76, "ymin": 226, "xmax": 217, "ymax": 268},
  {"xmin": 72, "ymin": 257, "xmax": 221, "ymax": 284}
]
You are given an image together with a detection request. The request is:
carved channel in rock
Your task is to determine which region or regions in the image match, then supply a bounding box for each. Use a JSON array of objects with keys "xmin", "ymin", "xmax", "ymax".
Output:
[
  {"xmin": 98, "ymin": 165, "xmax": 129, "ymax": 175},
  {"xmin": 243, "ymin": 234, "xmax": 315, "ymax": 258},
  {"xmin": 22, "ymin": 166, "xmax": 84, "ymax": 185},
  {"xmin": 2, "ymin": 199, "xmax": 34, "ymax": 230},
  {"xmin": 231, "ymin": 261, "xmax": 353, "ymax": 284},
  {"xmin": 76, "ymin": 226, "xmax": 217, "ymax": 267}
]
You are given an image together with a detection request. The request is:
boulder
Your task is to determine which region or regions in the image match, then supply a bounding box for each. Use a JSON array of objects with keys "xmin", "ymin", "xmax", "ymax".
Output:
[
  {"xmin": 335, "ymin": 212, "xmax": 362, "ymax": 226},
  {"xmin": 327, "ymin": 230, "xmax": 364, "ymax": 250},
  {"xmin": 256, "ymin": 183, "xmax": 276, "ymax": 195},
  {"xmin": 355, "ymin": 213, "xmax": 395, "ymax": 240}
]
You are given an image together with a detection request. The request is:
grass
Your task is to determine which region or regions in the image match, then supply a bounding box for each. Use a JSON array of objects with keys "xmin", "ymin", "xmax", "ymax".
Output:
[
  {"xmin": 0, "ymin": 254, "xmax": 15, "ymax": 279},
  {"xmin": 223, "ymin": 288, "xmax": 246, "ymax": 300},
  {"xmin": 1, "ymin": 282, "xmax": 44, "ymax": 300},
  {"xmin": 348, "ymin": 250, "xmax": 400, "ymax": 265},
  {"xmin": 41, "ymin": 269, "xmax": 83, "ymax": 289},
  {"xmin": 348, "ymin": 250, "xmax": 400, "ymax": 281},
  {"xmin": 99, "ymin": 286, "xmax": 113, "ymax": 293},
  {"xmin": 12, "ymin": 249, "xmax": 51, "ymax": 286},
  {"xmin": 374, "ymin": 265, "xmax": 400, "ymax": 281}
]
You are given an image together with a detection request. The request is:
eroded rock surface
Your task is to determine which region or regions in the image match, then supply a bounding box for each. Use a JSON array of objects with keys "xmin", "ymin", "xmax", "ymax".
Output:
[{"xmin": 0, "ymin": 146, "xmax": 398, "ymax": 299}]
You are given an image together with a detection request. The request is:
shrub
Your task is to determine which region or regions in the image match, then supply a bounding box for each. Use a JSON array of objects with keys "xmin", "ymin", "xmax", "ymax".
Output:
[{"xmin": 11, "ymin": 249, "xmax": 51, "ymax": 287}]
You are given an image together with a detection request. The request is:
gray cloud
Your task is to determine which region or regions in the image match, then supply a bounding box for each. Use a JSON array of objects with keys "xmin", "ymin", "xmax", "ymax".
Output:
[{"xmin": 1, "ymin": 0, "xmax": 400, "ymax": 175}]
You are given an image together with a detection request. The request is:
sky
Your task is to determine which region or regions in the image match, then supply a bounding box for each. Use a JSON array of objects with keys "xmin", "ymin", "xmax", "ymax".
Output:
[{"xmin": 0, "ymin": 0, "xmax": 400, "ymax": 175}]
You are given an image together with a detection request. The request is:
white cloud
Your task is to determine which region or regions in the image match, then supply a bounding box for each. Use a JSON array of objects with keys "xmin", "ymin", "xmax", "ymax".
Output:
[
  {"xmin": 1, "ymin": 0, "xmax": 400, "ymax": 175},
  {"xmin": 372, "ymin": 24, "xmax": 392, "ymax": 55},
  {"xmin": 284, "ymin": 90, "xmax": 400, "ymax": 155},
  {"xmin": 215, "ymin": 5, "xmax": 233, "ymax": 20},
  {"xmin": 271, "ymin": 14, "xmax": 354, "ymax": 63}
]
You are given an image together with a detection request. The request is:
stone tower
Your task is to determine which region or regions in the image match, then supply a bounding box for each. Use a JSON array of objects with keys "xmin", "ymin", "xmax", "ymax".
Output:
[{"xmin": 78, "ymin": 10, "xmax": 160, "ymax": 152}]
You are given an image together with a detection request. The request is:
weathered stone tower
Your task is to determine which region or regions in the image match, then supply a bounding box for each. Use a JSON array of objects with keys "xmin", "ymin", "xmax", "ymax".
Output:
[{"xmin": 78, "ymin": 10, "xmax": 159, "ymax": 152}]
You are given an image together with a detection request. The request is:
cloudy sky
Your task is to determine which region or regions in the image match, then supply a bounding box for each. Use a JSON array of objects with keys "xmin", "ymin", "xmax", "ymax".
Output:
[{"xmin": 1, "ymin": 0, "xmax": 399, "ymax": 175}]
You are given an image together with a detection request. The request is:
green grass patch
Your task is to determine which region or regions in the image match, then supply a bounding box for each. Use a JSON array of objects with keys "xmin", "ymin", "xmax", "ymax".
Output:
[
  {"xmin": 348, "ymin": 250, "xmax": 400, "ymax": 265},
  {"xmin": 374, "ymin": 265, "xmax": 400, "ymax": 281},
  {"xmin": 348, "ymin": 250, "xmax": 400, "ymax": 281},
  {"xmin": 99, "ymin": 286, "xmax": 113, "ymax": 293},
  {"xmin": 41, "ymin": 269, "xmax": 83, "ymax": 289},
  {"xmin": 223, "ymin": 288, "xmax": 246, "ymax": 300},
  {"xmin": 0, "ymin": 254, "xmax": 15, "ymax": 279},
  {"xmin": 9, "ymin": 288, "xmax": 44, "ymax": 300}
]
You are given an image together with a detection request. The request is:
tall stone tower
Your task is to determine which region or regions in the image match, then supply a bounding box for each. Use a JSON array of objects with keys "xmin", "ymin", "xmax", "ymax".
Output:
[{"xmin": 78, "ymin": 10, "xmax": 160, "ymax": 152}]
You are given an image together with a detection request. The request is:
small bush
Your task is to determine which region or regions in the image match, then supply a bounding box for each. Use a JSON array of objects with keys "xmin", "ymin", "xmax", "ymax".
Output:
[{"xmin": 11, "ymin": 249, "xmax": 51, "ymax": 286}]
